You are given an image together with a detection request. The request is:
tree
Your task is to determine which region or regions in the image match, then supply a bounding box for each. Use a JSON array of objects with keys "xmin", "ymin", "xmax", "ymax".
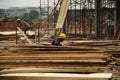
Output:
[
  {"xmin": 22, "ymin": 13, "xmax": 30, "ymax": 22},
  {"xmin": 29, "ymin": 10, "xmax": 39, "ymax": 21}
]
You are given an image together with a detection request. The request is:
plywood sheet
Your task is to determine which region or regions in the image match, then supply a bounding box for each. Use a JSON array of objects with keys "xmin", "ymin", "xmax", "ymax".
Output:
[{"xmin": 56, "ymin": 0, "xmax": 71, "ymax": 29}]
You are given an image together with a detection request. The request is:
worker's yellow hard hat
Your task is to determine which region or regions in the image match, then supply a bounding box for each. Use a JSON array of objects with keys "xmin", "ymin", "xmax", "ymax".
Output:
[
  {"xmin": 16, "ymin": 18, "xmax": 21, "ymax": 21},
  {"xmin": 59, "ymin": 33, "xmax": 66, "ymax": 39}
]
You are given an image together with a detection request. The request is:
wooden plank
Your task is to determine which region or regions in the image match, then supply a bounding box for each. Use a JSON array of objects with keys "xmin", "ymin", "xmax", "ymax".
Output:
[
  {"xmin": 0, "ymin": 52, "xmax": 108, "ymax": 57},
  {"xmin": 0, "ymin": 54, "xmax": 108, "ymax": 59},
  {"xmin": 0, "ymin": 59, "xmax": 106, "ymax": 63},
  {"xmin": 0, "ymin": 61, "xmax": 108, "ymax": 71},
  {"xmin": 68, "ymin": 40, "xmax": 115, "ymax": 43},
  {"xmin": 0, "ymin": 73, "xmax": 112, "ymax": 80},
  {"xmin": 0, "ymin": 67, "xmax": 108, "ymax": 74},
  {"xmin": 0, "ymin": 50, "xmax": 107, "ymax": 56},
  {"xmin": 5, "ymin": 47, "xmax": 100, "ymax": 51},
  {"xmin": 0, "ymin": 67, "xmax": 108, "ymax": 73},
  {"xmin": 17, "ymin": 27, "xmax": 33, "ymax": 45},
  {"xmin": 68, "ymin": 40, "xmax": 118, "ymax": 46},
  {"xmin": 0, "ymin": 77, "xmax": 111, "ymax": 80},
  {"xmin": 56, "ymin": 0, "xmax": 71, "ymax": 29}
]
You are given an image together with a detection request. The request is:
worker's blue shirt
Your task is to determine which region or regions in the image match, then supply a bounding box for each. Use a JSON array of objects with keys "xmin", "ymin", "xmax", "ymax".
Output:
[{"xmin": 51, "ymin": 37, "xmax": 64, "ymax": 46}]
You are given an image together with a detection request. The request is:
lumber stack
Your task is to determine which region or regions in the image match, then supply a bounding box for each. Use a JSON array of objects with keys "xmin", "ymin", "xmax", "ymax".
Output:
[
  {"xmin": 68, "ymin": 40, "xmax": 120, "ymax": 62},
  {"xmin": 0, "ymin": 46, "xmax": 112, "ymax": 73},
  {"xmin": 1, "ymin": 40, "xmax": 119, "ymax": 80}
]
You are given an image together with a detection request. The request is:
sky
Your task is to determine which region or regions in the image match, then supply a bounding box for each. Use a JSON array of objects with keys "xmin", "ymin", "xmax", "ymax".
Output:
[{"xmin": 0, "ymin": 0, "xmax": 47, "ymax": 9}]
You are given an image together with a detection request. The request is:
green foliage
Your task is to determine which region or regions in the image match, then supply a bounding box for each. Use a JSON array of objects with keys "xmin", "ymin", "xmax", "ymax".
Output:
[
  {"xmin": 22, "ymin": 13, "xmax": 29, "ymax": 20},
  {"xmin": 13, "ymin": 16, "xmax": 22, "ymax": 20},
  {"xmin": 29, "ymin": 10, "xmax": 39, "ymax": 21},
  {"xmin": 13, "ymin": 10, "xmax": 40, "ymax": 22},
  {"xmin": 13, "ymin": 16, "xmax": 18, "ymax": 20}
]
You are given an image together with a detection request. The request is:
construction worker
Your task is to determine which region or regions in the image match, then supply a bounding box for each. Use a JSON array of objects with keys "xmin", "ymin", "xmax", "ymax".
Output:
[
  {"xmin": 16, "ymin": 19, "xmax": 31, "ymax": 35},
  {"xmin": 50, "ymin": 33, "xmax": 66, "ymax": 46}
]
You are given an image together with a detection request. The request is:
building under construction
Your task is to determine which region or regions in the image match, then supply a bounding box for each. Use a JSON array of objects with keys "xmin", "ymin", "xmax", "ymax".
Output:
[
  {"xmin": 0, "ymin": 0, "xmax": 120, "ymax": 80},
  {"xmin": 37, "ymin": 0, "xmax": 120, "ymax": 39}
]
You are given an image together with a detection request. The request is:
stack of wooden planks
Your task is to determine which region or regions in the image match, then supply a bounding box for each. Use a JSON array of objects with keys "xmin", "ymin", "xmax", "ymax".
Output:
[
  {"xmin": 0, "ymin": 45, "xmax": 112, "ymax": 73},
  {"xmin": 1, "ymin": 40, "xmax": 120, "ymax": 80}
]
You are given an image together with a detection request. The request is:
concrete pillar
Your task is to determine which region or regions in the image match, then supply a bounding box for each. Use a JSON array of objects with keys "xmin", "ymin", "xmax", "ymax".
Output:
[{"xmin": 95, "ymin": 0, "xmax": 101, "ymax": 38}]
